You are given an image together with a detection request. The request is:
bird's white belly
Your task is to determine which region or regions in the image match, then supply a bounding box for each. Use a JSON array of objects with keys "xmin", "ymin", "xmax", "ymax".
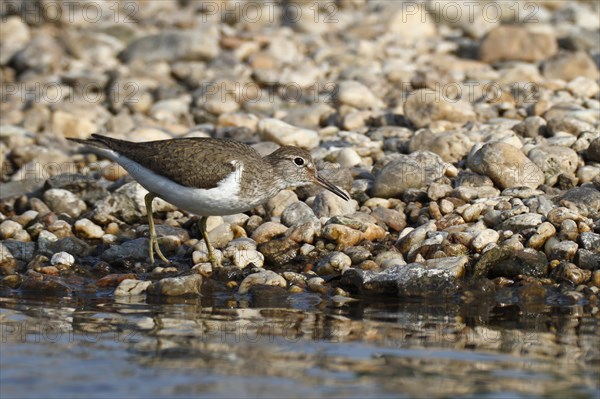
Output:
[{"xmin": 109, "ymin": 152, "xmax": 256, "ymax": 216}]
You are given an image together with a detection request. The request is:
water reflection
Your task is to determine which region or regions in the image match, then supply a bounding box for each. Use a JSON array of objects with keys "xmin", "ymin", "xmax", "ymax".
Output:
[{"xmin": 1, "ymin": 293, "xmax": 598, "ymax": 399}]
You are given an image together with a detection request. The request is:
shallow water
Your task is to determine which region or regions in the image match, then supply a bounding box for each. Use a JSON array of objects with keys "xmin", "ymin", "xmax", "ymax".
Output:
[{"xmin": 1, "ymin": 291, "xmax": 598, "ymax": 399}]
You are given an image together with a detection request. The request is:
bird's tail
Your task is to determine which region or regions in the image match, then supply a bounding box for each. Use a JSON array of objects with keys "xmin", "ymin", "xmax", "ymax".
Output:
[
  {"xmin": 68, "ymin": 134, "xmax": 107, "ymax": 148},
  {"xmin": 67, "ymin": 134, "xmax": 125, "ymax": 162}
]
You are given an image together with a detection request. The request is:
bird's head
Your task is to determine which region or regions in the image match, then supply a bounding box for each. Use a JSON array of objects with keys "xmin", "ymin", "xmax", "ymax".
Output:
[{"xmin": 265, "ymin": 146, "xmax": 350, "ymax": 201}]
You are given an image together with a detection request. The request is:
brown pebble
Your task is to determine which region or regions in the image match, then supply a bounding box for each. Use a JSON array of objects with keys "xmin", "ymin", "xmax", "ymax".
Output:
[{"xmin": 105, "ymin": 222, "xmax": 119, "ymax": 235}]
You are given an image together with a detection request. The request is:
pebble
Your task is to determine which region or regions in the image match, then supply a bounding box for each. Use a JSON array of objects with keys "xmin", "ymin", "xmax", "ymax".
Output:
[
  {"xmin": 479, "ymin": 25, "xmax": 557, "ymax": 63},
  {"xmin": 74, "ymin": 218, "xmax": 105, "ymax": 239},
  {"xmin": 120, "ymin": 29, "xmax": 218, "ymax": 63},
  {"xmin": 542, "ymin": 51, "xmax": 599, "ymax": 81},
  {"xmin": 472, "ymin": 229, "xmax": 500, "ymax": 252},
  {"xmin": 258, "ymin": 119, "xmax": 320, "ymax": 150},
  {"xmin": 336, "ymin": 81, "xmax": 384, "ymax": 110},
  {"xmin": 238, "ymin": 270, "xmax": 286, "ymax": 294},
  {"xmin": 114, "ymin": 279, "xmax": 152, "ymax": 296},
  {"xmin": 228, "ymin": 249, "xmax": 265, "ymax": 269},
  {"xmin": 251, "ymin": 222, "xmax": 288, "ymax": 244},
  {"xmin": 281, "ymin": 202, "xmax": 317, "ymax": 226},
  {"xmin": 312, "ymin": 190, "xmax": 357, "ymax": 218},
  {"xmin": 528, "ymin": 146, "xmax": 579, "ymax": 186},
  {"xmin": 43, "ymin": 189, "xmax": 87, "ymax": 218},
  {"xmin": 404, "ymin": 89, "xmax": 476, "ymax": 128},
  {"xmin": 265, "ymin": 190, "xmax": 298, "ymax": 217},
  {"xmin": 372, "ymin": 152, "xmax": 447, "ymax": 198},
  {"xmin": 0, "ymin": 220, "xmax": 23, "ymax": 239},
  {"xmin": 316, "ymin": 252, "xmax": 352, "ymax": 275},
  {"xmin": 50, "ymin": 252, "xmax": 75, "ymax": 267},
  {"xmin": 322, "ymin": 224, "xmax": 363, "ymax": 249},
  {"xmin": 469, "ymin": 142, "xmax": 545, "ymax": 190},
  {"xmin": 147, "ymin": 274, "xmax": 203, "ymax": 296}
]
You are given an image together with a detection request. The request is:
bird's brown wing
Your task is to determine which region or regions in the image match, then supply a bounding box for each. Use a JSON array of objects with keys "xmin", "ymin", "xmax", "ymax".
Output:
[{"xmin": 84, "ymin": 134, "xmax": 255, "ymax": 189}]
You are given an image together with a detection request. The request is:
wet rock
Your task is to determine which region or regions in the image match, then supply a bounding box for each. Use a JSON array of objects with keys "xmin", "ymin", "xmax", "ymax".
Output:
[
  {"xmin": 247, "ymin": 284, "xmax": 289, "ymax": 307},
  {"xmin": 114, "ymin": 279, "xmax": 152, "ymax": 296},
  {"xmin": 341, "ymin": 256, "xmax": 467, "ymax": 297},
  {"xmin": 50, "ymin": 252, "xmax": 75, "ymax": 267},
  {"xmin": 258, "ymin": 118, "xmax": 320, "ymax": 150},
  {"xmin": 576, "ymin": 249, "xmax": 600, "ymax": 271},
  {"xmin": 542, "ymin": 51, "xmax": 599, "ymax": 81},
  {"xmin": 544, "ymin": 238, "xmax": 578, "ymax": 261},
  {"xmin": 48, "ymin": 237, "xmax": 92, "ymax": 258},
  {"xmin": 238, "ymin": 270, "xmax": 286, "ymax": 294},
  {"xmin": 315, "ymin": 252, "xmax": 351, "ymax": 276},
  {"xmin": 120, "ymin": 29, "xmax": 218, "ymax": 63},
  {"xmin": 43, "ymin": 189, "xmax": 87, "ymax": 218},
  {"xmin": 372, "ymin": 151, "xmax": 447, "ymax": 198},
  {"xmin": 20, "ymin": 271, "xmax": 73, "ymax": 296},
  {"xmin": 302, "ymin": 276, "xmax": 325, "ymax": 294},
  {"xmin": 148, "ymin": 274, "xmax": 203, "ymax": 296},
  {"xmin": 101, "ymin": 238, "xmax": 150, "ymax": 263},
  {"xmin": 469, "ymin": 142, "xmax": 544, "ymax": 190},
  {"xmin": 474, "ymin": 246, "xmax": 548, "ymax": 279},
  {"xmin": 96, "ymin": 273, "xmax": 137, "ymax": 288},
  {"xmin": 2, "ymin": 240, "xmax": 36, "ymax": 262},
  {"xmin": 257, "ymin": 238, "xmax": 299, "ymax": 266},
  {"xmin": 551, "ymin": 263, "xmax": 592, "ymax": 285},
  {"xmin": 0, "ymin": 257, "xmax": 19, "ymax": 276},
  {"xmin": 403, "ymin": 89, "xmax": 476, "ymax": 128},
  {"xmin": 479, "ymin": 25, "xmax": 557, "ymax": 63}
]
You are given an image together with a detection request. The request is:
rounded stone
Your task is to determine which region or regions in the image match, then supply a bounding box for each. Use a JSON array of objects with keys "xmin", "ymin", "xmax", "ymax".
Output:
[
  {"xmin": 468, "ymin": 142, "xmax": 544, "ymax": 190},
  {"xmin": 50, "ymin": 252, "xmax": 75, "ymax": 267},
  {"xmin": 74, "ymin": 218, "xmax": 105, "ymax": 239}
]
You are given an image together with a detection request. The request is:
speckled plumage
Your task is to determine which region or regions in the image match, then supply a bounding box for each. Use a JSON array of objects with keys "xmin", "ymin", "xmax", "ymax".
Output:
[{"xmin": 69, "ymin": 134, "xmax": 349, "ymax": 210}]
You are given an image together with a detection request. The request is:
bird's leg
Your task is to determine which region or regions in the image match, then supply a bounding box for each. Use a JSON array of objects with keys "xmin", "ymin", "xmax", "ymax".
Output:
[
  {"xmin": 144, "ymin": 193, "xmax": 170, "ymax": 264},
  {"xmin": 199, "ymin": 216, "xmax": 220, "ymax": 267}
]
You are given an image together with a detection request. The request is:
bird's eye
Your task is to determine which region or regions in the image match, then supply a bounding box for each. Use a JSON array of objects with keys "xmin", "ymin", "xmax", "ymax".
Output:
[{"xmin": 294, "ymin": 157, "xmax": 305, "ymax": 166}]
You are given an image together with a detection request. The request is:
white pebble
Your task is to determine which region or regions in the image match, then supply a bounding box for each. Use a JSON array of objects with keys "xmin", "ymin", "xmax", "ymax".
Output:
[
  {"xmin": 74, "ymin": 218, "xmax": 105, "ymax": 239},
  {"xmin": 50, "ymin": 252, "xmax": 75, "ymax": 267}
]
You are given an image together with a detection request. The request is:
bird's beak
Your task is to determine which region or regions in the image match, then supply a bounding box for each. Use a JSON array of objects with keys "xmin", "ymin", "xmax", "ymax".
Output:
[{"xmin": 315, "ymin": 173, "xmax": 350, "ymax": 201}]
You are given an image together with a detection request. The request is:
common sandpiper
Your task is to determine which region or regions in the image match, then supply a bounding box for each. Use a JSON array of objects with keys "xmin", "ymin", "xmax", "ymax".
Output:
[{"xmin": 70, "ymin": 134, "xmax": 350, "ymax": 266}]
